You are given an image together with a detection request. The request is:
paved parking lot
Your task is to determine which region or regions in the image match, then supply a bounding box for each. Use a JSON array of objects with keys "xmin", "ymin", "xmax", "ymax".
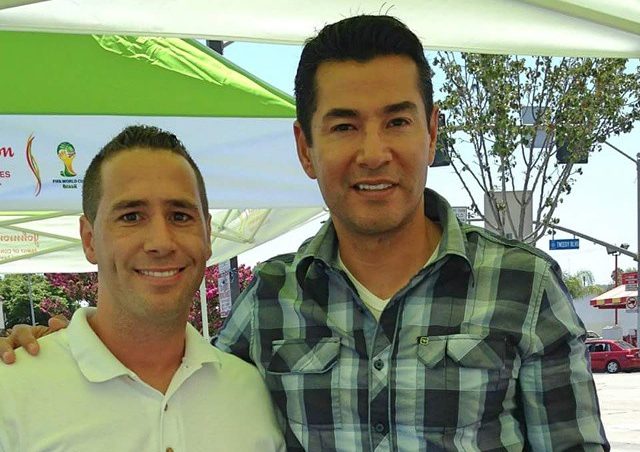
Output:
[{"xmin": 593, "ymin": 372, "xmax": 640, "ymax": 450}]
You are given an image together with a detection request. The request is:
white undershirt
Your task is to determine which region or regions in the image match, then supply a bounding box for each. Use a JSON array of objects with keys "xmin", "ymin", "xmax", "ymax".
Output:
[{"xmin": 337, "ymin": 246, "xmax": 439, "ymax": 321}]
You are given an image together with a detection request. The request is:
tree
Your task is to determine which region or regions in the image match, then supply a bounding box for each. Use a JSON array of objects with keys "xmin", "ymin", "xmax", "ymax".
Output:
[
  {"xmin": 0, "ymin": 274, "xmax": 75, "ymax": 328},
  {"xmin": 38, "ymin": 295, "xmax": 78, "ymax": 319},
  {"xmin": 562, "ymin": 270, "xmax": 602, "ymax": 299},
  {"xmin": 45, "ymin": 273, "xmax": 98, "ymax": 306},
  {"xmin": 434, "ymin": 53, "xmax": 640, "ymax": 243}
]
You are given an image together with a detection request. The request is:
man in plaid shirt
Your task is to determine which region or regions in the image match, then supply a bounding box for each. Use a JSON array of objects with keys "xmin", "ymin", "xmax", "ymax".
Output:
[
  {"xmin": 216, "ymin": 15, "xmax": 609, "ymax": 451},
  {"xmin": 0, "ymin": 14, "xmax": 609, "ymax": 452}
]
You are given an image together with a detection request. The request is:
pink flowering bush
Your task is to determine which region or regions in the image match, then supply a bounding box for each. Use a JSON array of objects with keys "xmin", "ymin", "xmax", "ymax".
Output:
[
  {"xmin": 43, "ymin": 265, "xmax": 254, "ymax": 337},
  {"xmin": 45, "ymin": 273, "xmax": 98, "ymax": 306},
  {"xmin": 188, "ymin": 264, "xmax": 254, "ymax": 337},
  {"xmin": 38, "ymin": 296, "xmax": 76, "ymax": 319}
]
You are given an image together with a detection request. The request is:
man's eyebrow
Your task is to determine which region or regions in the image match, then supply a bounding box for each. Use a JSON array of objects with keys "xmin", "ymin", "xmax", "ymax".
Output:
[
  {"xmin": 110, "ymin": 200, "xmax": 147, "ymax": 212},
  {"xmin": 383, "ymin": 101, "xmax": 418, "ymax": 114},
  {"xmin": 322, "ymin": 108, "xmax": 358, "ymax": 121},
  {"xmin": 109, "ymin": 199, "xmax": 200, "ymax": 211},
  {"xmin": 321, "ymin": 102, "xmax": 418, "ymax": 122},
  {"xmin": 166, "ymin": 199, "xmax": 200, "ymax": 210}
]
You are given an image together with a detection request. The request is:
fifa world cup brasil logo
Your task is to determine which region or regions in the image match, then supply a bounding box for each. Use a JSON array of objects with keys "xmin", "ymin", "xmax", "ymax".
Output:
[{"xmin": 57, "ymin": 142, "xmax": 77, "ymax": 177}]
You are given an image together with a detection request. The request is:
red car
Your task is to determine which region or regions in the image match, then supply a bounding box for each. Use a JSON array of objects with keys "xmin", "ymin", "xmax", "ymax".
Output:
[{"xmin": 586, "ymin": 339, "xmax": 640, "ymax": 373}]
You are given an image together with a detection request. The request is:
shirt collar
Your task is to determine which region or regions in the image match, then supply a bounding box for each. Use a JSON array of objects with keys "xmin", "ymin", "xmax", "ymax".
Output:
[
  {"xmin": 68, "ymin": 307, "xmax": 221, "ymax": 384},
  {"xmin": 293, "ymin": 188, "xmax": 474, "ymax": 275},
  {"xmin": 182, "ymin": 322, "xmax": 222, "ymax": 369},
  {"xmin": 423, "ymin": 188, "xmax": 472, "ymax": 268}
]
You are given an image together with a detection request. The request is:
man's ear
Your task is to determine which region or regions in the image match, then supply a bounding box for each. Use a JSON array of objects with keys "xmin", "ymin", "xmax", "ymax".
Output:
[
  {"xmin": 79, "ymin": 215, "xmax": 97, "ymax": 265},
  {"xmin": 293, "ymin": 121, "xmax": 317, "ymax": 180},
  {"xmin": 426, "ymin": 105, "xmax": 440, "ymax": 166}
]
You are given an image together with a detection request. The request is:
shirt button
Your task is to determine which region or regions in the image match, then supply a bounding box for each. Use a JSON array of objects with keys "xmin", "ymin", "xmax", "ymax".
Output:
[
  {"xmin": 374, "ymin": 423, "xmax": 385, "ymax": 433},
  {"xmin": 374, "ymin": 359, "xmax": 384, "ymax": 370},
  {"xmin": 166, "ymin": 448, "xmax": 174, "ymax": 452}
]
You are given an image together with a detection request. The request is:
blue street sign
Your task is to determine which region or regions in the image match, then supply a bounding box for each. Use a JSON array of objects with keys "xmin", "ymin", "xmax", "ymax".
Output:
[{"xmin": 549, "ymin": 239, "xmax": 580, "ymax": 250}]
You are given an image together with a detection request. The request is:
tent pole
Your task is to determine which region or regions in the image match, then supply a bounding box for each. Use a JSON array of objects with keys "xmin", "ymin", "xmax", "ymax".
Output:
[
  {"xmin": 28, "ymin": 274, "xmax": 36, "ymax": 326},
  {"xmin": 199, "ymin": 276, "xmax": 209, "ymax": 343}
]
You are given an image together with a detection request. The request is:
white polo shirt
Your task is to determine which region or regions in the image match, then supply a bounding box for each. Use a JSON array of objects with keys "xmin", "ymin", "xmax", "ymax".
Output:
[{"xmin": 0, "ymin": 308, "xmax": 285, "ymax": 452}]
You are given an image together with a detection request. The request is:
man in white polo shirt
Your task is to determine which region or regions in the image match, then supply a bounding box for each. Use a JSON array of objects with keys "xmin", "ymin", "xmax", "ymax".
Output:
[{"xmin": 0, "ymin": 125, "xmax": 284, "ymax": 452}]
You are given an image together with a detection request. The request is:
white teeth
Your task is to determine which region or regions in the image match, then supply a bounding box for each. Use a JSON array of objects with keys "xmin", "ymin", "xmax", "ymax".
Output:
[
  {"xmin": 139, "ymin": 269, "xmax": 179, "ymax": 277},
  {"xmin": 356, "ymin": 183, "xmax": 392, "ymax": 191}
]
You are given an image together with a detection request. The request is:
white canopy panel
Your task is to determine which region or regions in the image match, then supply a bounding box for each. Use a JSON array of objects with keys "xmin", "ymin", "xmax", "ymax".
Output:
[
  {"xmin": 1, "ymin": 0, "xmax": 639, "ymax": 57},
  {"xmin": 0, "ymin": 208, "xmax": 325, "ymax": 273}
]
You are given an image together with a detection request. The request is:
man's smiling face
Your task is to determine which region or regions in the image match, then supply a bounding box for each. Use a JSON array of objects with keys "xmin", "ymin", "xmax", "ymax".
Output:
[
  {"xmin": 295, "ymin": 54, "xmax": 439, "ymax": 239},
  {"xmin": 80, "ymin": 148, "xmax": 211, "ymax": 324}
]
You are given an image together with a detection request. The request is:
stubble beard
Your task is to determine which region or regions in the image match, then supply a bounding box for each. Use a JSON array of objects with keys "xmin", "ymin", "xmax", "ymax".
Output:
[
  {"xmin": 335, "ymin": 190, "xmax": 425, "ymax": 239},
  {"xmin": 114, "ymin": 290, "xmax": 192, "ymax": 336}
]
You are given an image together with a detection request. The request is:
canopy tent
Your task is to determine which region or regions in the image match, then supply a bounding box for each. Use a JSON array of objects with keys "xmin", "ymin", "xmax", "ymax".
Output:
[
  {"xmin": 2, "ymin": 0, "xmax": 639, "ymax": 275},
  {"xmin": 1, "ymin": 0, "xmax": 639, "ymax": 57},
  {"xmin": 0, "ymin": 31, "xmax": 324, "ymax": 273},
  {"xmin": 590, "ymin": 285, "xmax": 638, "ymax": 310}
]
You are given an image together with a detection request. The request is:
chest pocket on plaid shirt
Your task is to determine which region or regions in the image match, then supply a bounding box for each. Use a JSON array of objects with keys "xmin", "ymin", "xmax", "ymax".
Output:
[
  {"xmin": 416, "ymin": 334, "xmax": 514, "ymax": 430},
  {"xmin": 266, "ymin": 337, "xmax": 341, "ymax": 427}
]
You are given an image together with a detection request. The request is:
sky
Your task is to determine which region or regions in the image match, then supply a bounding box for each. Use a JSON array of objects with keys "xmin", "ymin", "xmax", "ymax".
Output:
[{"xmin": 224, "ymin": 42, "xmax": 639, "ymax": 285}]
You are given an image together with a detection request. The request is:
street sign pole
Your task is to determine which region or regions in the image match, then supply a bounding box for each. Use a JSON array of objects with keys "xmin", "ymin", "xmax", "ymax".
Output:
[{"xmin": 603, "ymin": 142, "xmax": 640, "ymax": 347}]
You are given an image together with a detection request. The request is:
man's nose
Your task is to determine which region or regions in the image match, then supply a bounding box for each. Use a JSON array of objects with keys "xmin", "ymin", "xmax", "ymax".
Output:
[
  {"xmin": 143, "ymin": 217, "xmax": 176, "ymax": 255},
  {"xmin": 355, "ymin": 129, "xmax": 392, "ymax": 169}
]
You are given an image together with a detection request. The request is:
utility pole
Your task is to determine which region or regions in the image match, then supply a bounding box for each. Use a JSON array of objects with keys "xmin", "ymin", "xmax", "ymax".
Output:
[
  {"xmin": 603, "ymin": 141, "xmax": 639, "ymax": 347},
  {"xmin": 614, "ymin": 251, "xmax": 619, "ymax": 325}
]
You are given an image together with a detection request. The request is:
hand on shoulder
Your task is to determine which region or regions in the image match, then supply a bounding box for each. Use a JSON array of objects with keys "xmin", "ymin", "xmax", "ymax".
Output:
[{"xmin": 0, "ymin": 315, "xmax": 69, "ymax": 364}]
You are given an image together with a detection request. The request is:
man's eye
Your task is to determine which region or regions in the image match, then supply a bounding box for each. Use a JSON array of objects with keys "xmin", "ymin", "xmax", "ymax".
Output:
[
  {"xmin": 173, "ymin": 212, "xmax": 193, "ymax": 222},
  {"xmin": 121, "ymin": 212, "xmax": 140, "ymax": 222},
  {"xmin": 388, "ymin": 117, "xmax": 411, "ymax": 127},
  {"xmin": 331, "ymin": 123, "xmax": 355, "ymax": 132}
]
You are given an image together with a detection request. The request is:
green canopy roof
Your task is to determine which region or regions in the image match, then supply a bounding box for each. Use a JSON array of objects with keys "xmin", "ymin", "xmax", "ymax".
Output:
[{"xmin": 0, "ymin": 31, "xmax": 295, "ymax": 117}]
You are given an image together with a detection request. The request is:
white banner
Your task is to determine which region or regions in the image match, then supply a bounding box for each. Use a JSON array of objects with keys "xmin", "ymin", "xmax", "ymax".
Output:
[
  {"xmin": 0, "ymin": 115, "xmax": 323, "ymax": 210},
  {"xmin": 218, "ymin": 260, "xmax": 233, "ymax": 318}
]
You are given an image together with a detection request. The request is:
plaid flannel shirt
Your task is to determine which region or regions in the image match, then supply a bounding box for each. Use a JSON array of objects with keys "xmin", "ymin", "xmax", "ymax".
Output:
[{"xmin": 216, "ymin": 189, "xmax": 609, "ymax": 452}]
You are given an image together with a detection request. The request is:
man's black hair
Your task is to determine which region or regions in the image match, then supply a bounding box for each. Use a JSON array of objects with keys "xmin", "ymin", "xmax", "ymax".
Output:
[{"xmin": 294, "ymin": 15, "xmax": 434, "ymax": 145}]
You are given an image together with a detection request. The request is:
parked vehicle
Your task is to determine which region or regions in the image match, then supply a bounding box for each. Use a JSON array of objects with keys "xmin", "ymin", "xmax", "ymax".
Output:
[
  {"xmin": 586, "ymin": 339, "xmax": 640, "ymax": 373},
  {"xmin": 586, "ymin": 331, "xmax": 601, "ymax": 339}
]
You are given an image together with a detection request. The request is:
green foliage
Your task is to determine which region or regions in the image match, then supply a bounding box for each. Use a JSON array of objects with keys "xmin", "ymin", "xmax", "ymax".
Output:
[
  {"xmin": 433, "ymin": 53, "xmax": 640, "ymax": 242},
  {"xmin": 562, "ymin": 270, "xmax": 602, "ymax": 299},
  {"xmin": 0, "ymin": 274, "xmax": 76, "ymax": 328}
]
